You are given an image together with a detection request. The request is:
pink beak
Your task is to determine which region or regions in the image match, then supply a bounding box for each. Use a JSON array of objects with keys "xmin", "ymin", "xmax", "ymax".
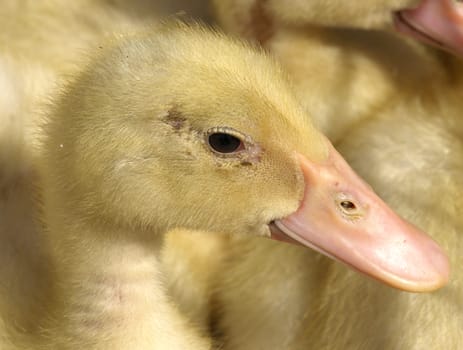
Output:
[
  {"xmin": 271, "ymin": 143, "xmax": 449, "ymax": 292},
  {"xmin": 394, "ymin": 0, "xmax": 463, "ymax": 58}
]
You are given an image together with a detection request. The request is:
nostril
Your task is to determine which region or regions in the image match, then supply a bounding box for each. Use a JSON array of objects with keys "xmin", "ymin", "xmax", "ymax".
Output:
[
  {"xmin": 340, "ymin": 200, "xmax": 356, "ymax": 211},
  {"xmin": 335, "ymin": 194, "xmax": 364, "ymax": 220}
]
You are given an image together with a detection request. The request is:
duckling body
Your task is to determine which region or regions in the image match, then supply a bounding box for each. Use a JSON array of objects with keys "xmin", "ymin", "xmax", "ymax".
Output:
[{"xmin": 211, "ymin": 1, "xmax": 463, "ymax": 349}]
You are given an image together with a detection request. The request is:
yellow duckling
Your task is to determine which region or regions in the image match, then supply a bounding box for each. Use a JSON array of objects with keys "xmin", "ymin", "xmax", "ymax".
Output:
[{"xmin": 0, "ymin": 15, "xmax": 448, "ymax": 349}]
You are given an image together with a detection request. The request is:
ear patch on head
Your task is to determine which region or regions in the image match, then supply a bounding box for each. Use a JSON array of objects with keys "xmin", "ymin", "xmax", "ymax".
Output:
[{"xmin": 162, "ymin": 108, "xmax": 186, "ymax": 131}]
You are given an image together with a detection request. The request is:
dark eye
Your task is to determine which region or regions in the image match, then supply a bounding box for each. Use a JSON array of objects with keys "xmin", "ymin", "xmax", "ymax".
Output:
[{"xmin": 208, "ymin": 133, "xmax": 244, "ymax": 154}]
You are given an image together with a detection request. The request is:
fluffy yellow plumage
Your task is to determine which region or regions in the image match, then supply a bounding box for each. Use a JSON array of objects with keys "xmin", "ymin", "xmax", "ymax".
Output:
[{"xmin": 0, "ymin": 1, "xmax": 455, "ymax": 349}]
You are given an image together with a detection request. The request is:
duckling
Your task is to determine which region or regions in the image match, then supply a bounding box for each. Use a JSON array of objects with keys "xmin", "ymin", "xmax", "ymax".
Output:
[
  {"xmin": 1, "ymin": 17, "xmax": 449, "ymax": 349},
  {"xmin": 209, "ymin": 0, "xmax": 463, "ymax": 349},
  {"xmin": 394, "ymin": 0, "xmax": 463, "ymax": 58}
]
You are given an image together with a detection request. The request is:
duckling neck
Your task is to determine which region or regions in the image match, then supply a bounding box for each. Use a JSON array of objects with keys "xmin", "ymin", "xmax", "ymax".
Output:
[
  {"xmin": 47, "ymin": 218, "xmax": 161, "ymax": 325},
  {"xmin": 40, "ymin": 207, "xmax": 209, "ymax": 348}
]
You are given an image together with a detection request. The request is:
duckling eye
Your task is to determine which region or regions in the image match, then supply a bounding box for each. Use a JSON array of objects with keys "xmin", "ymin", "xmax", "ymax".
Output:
[{"xmin": 208, "ymin": 133, "xmax": 244, "ymax": 154}]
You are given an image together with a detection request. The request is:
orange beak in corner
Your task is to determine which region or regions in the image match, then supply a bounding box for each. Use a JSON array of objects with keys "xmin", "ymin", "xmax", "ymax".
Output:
[
  {"xmin": 394, "ymin": 0, "xmax": 463, "ymax": 58},
  {"xmin": 270, "ymin": 143, "xmax": 450, "ymax": 292}
]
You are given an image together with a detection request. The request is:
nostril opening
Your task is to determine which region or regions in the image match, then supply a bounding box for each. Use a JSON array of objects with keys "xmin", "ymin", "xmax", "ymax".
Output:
[
  {"xmin": 340, "ymin": 200, "xmax": 356, "ymax": 211},
  {"xmin": 336, "ymin": 194, "xmax": 364, "ymax": 221}
]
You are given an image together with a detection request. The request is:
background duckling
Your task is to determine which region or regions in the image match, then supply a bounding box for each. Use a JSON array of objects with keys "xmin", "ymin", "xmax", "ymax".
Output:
[{"xmin": 209, "ymin": 0, "xmax": 463, "ymax": 349}]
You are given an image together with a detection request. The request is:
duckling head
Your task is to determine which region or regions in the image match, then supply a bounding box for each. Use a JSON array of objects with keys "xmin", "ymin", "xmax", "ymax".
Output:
[
  {"xmin": 395, "ymin": 0, "xmax": 463, "ymax": 57},
  {"xmin": 240, "ymin": 0, "xmax": 463, "ymax": 57},
  {"xmin": 42, "ymin": 22, "xmax": 449, "ymax": 292},
  {"xmin": 213, "ymin": 0, "xmax": 419, "ymax": 32}
]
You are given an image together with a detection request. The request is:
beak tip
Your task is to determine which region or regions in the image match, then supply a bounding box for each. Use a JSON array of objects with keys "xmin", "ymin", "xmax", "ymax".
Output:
[{"xmin": 396, "ymin": 248, "xmax": 450, "ymax": 292}]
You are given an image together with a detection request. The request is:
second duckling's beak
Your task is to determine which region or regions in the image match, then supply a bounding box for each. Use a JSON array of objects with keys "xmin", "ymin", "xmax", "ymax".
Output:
[
  {"xmin": 270, "ymin": 143, "xmax": 450, "ymax": 292},
  {"xmin": 394, "ymin": 0, "xmax": 463, "ymax": 58}
]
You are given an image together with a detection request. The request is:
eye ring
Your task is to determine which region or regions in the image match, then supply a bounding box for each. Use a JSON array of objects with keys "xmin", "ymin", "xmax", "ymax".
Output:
[{"xmin": 206, "ymin": 127, "xmax": 246, "ymax": 155}]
